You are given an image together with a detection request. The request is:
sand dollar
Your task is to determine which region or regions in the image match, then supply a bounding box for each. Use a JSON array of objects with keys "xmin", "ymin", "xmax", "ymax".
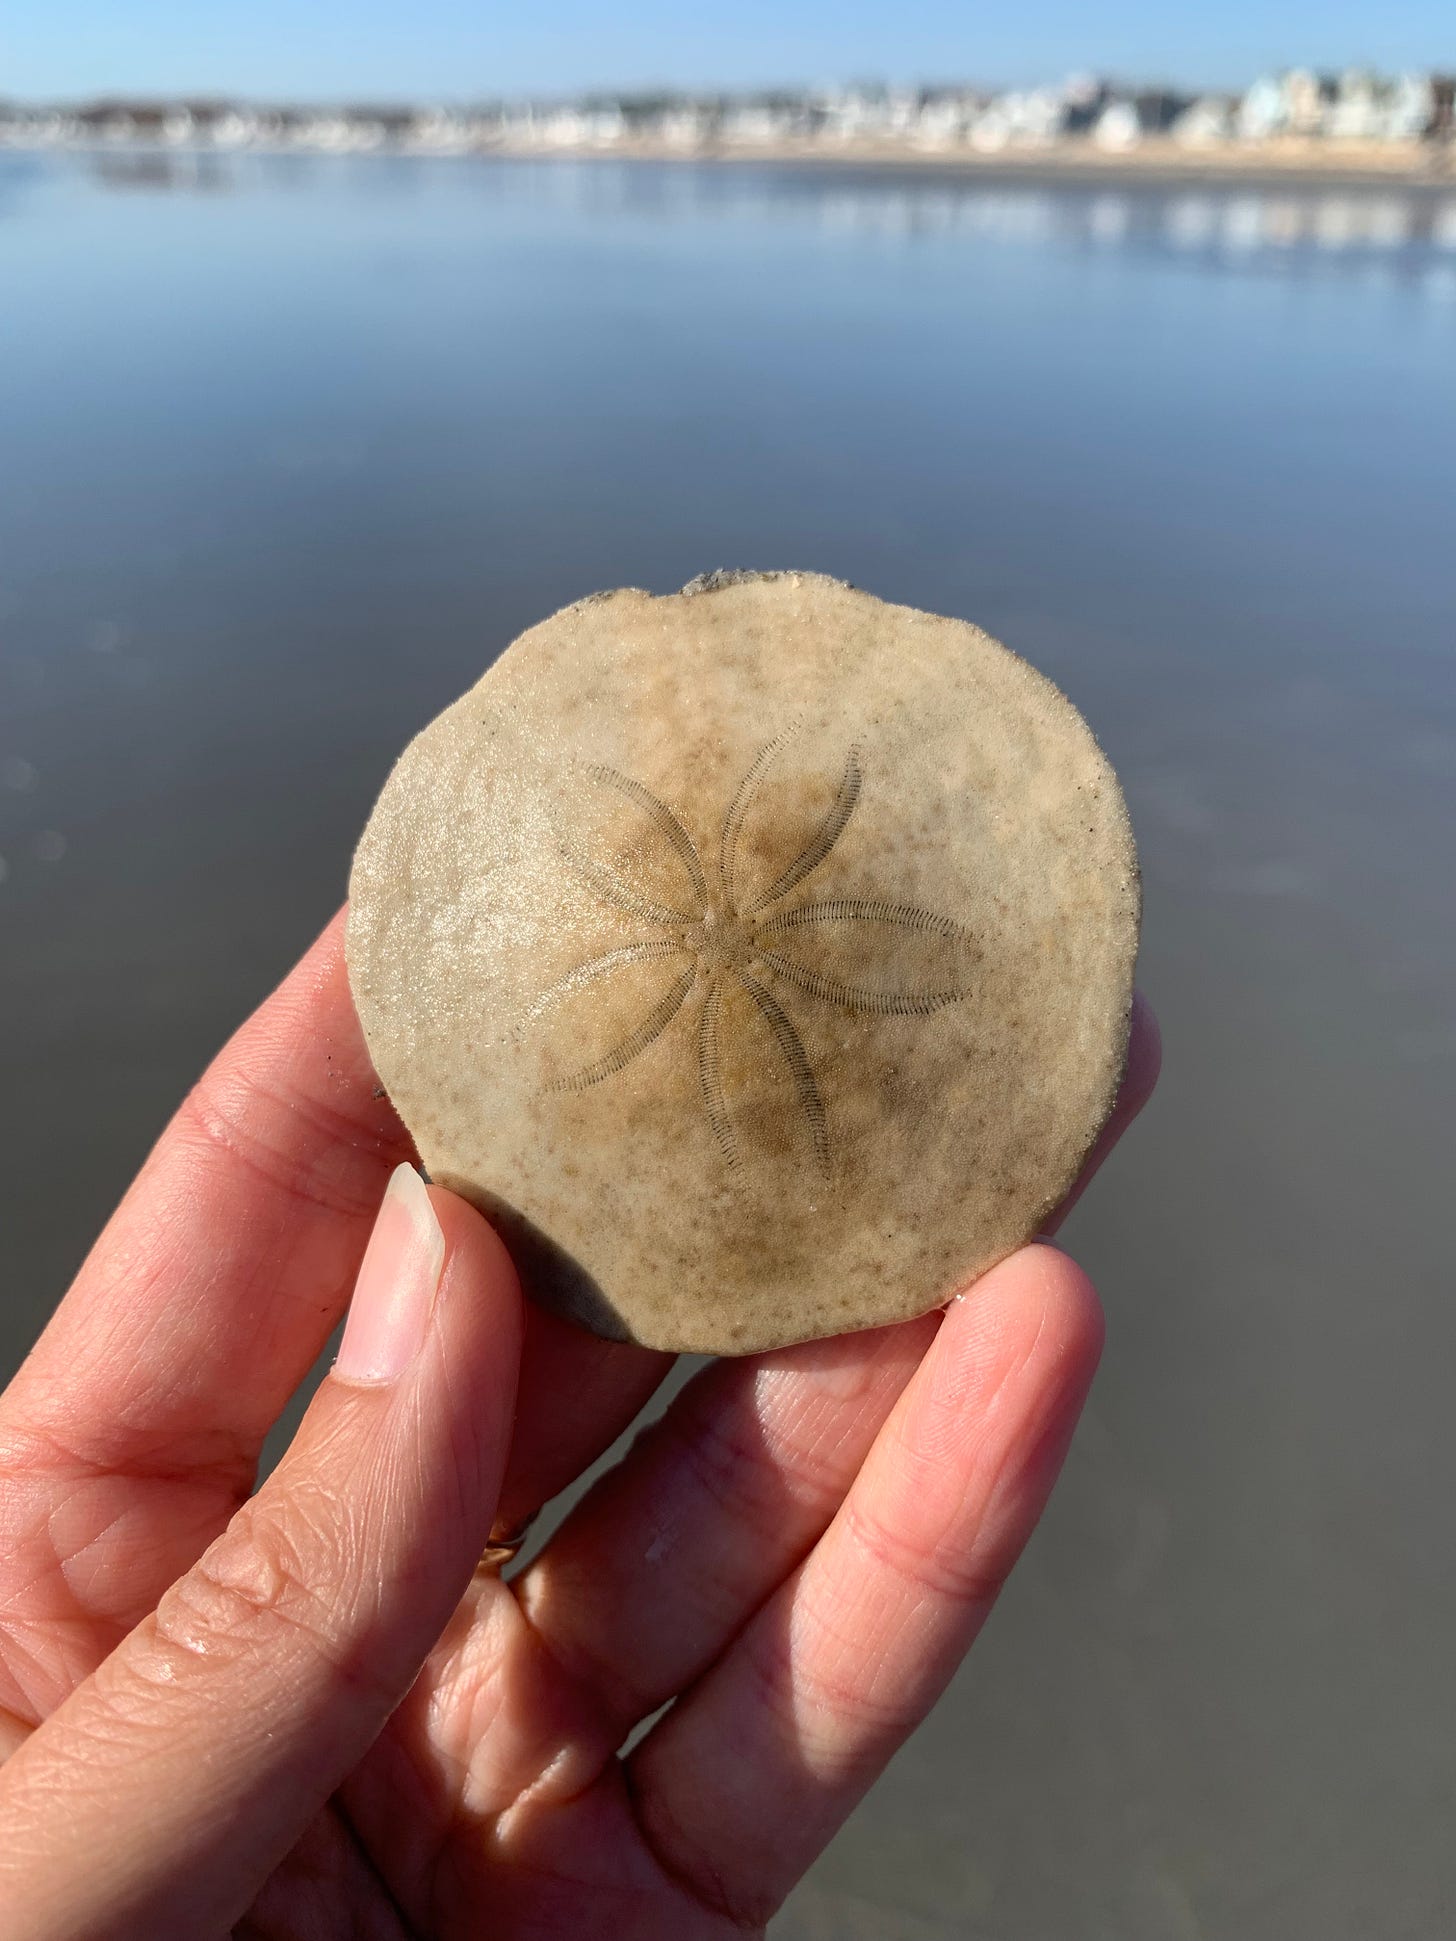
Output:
[{"xmin": 347, "ymin": 571, "xmax": 1139, "ymax": 1354}]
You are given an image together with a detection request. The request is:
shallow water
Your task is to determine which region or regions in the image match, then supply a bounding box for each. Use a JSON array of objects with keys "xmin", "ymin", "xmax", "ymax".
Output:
[{"xmin": 2, "ymin": 150, "xmax": 1454, "ymax": 1938}]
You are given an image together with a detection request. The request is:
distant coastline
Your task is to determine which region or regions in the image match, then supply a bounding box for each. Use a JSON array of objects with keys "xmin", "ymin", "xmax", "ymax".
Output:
[{"xmin": 2, "ymin": 68, "xmax": 1453, "ymax": 190}]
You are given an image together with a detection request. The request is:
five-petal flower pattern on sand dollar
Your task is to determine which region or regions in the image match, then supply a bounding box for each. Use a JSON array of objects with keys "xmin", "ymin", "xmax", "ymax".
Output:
[{"xmin": 537, "ymin": 732, "xmax": 975, "ymax": 1173}]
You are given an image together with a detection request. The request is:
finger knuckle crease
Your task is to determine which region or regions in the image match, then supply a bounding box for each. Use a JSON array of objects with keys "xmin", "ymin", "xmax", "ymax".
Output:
[
  {"xmin": 744, "ymin": 1619, "xmax": 906, "ymax": 1748},
  {"xmin": 177, "ymin": 1072, "xmax": 387, "ymax": 1224},
  {"xmin": 844, "ymin": 1502, "xmax": 1007, "ymax": 1608},
  {"xmin": 632, "ymin": 1778, "xmax": 775, "ymax": 1931},
  {"xmin": 152, "ymin": 1510, "xmax": 342, "ymax": 1670},
  {"xmin": 665, "ymin": 1402, "xmax": 840, "ymax": 1528}
]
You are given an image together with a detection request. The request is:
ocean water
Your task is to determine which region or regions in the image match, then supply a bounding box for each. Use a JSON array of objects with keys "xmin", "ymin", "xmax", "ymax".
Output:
[{"xmin": 2, "ymin": 150, "xmax": 1454, "ymax": 1938}]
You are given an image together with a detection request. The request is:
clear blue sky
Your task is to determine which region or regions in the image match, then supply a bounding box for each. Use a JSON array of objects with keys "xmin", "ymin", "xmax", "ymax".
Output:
[{"xmin": 3, "ymin": 0, "xmax": 1451, "ymax": 102}]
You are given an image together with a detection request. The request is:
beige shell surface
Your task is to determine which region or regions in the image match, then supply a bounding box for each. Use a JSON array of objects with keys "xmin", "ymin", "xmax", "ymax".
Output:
[{"xmin": 346, "ymin": 571, "xmax": 1139, "ymax": 1354}]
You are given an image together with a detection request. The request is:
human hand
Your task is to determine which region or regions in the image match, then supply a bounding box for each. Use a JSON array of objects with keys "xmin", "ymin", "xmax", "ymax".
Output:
[{"xmin": 0, "ymin": 913, "xmax": 1158, "ymax": 1938}]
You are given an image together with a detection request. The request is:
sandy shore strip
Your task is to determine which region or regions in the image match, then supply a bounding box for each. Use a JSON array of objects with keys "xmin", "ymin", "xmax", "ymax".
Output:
[{"xmin": 478, "ymin": 135, "xmax": 1455, "ymax": 190}]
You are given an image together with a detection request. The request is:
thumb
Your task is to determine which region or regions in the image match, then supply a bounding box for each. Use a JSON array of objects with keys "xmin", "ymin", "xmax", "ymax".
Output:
[{"xmin": 0, "ymin": 1165, "xmax": 523, "ymax": 1941}]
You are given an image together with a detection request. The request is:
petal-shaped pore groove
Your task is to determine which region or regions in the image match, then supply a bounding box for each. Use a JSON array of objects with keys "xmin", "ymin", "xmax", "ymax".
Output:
[
  {"xmin": 718, "ymin": 723, "xmax": 799, "ymax": 906},
  {"xmin": 559, "ymin": 844, "xmax": 701, "ymax": 927},
  {"xmin": 734, "ymin": 968, "xmax": 831, "ymax": 1174},
  {"xmin": 536, "ymin": 738, "xmax": 973, "ymax": 1173},
  {"xmin": 696, "ymin": 977, "xmax": 737, "ymax": 1168},
  {"xmin": 744, "ymin": 748, "xmax": 863, "ymax": 915},
  {"xmin": 757, "ymin": 897, "xmax": 974, "ymax": 944},
  {"xmin": 756, "ymin": 947, "xmax": 968, "ymax": 1017},
  {"xmin": 550, "ymin": 969, "xmax": 697, "ymax": 1093},
  {"xmin": 586, "ymin": 764, "xmax": 710, "ymax": 910},
  {"xmin": 525, "ymin": 938, "xmax": 689, "ymax": 1023}
]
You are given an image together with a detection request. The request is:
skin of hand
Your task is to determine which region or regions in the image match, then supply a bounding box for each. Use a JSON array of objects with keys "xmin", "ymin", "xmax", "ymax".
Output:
[{"xmin": 0, "ymin": 912, "xmax": 1159, "ymax": 1940}]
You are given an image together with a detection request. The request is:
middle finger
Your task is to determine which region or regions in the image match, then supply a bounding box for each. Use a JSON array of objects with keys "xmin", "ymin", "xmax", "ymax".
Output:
[{"xmin": 512, "ymin": 1311, "xmax": 939, "ymax": 1742}]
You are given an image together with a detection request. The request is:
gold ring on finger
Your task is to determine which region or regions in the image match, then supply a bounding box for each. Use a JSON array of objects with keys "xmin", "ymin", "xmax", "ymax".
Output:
[{"xmin": 474, "ymin": 1514, "xmax": 537, "ymax": 1577}]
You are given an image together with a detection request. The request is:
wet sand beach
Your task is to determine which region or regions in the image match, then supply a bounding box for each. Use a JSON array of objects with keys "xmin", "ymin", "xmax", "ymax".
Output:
[{"xmin": 2, "ymin": 151, "xmax": 1453, "ymax": 1938}]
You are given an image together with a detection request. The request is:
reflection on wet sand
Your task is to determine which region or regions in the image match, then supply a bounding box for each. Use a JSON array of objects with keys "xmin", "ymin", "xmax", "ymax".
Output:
[
  {"xmin": 89, "ymin": 150, "xmax": 234, "ymax": 194},
  {"xmin": 63, "ymin": 148, "xmax": 1456, "ymax": 289},
  {"xmin": 1, "ymin": 145, "xmax": 1453, "ymax": 1941}
]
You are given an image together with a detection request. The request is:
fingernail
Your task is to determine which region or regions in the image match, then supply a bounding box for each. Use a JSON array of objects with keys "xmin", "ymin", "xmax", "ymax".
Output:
[{"xmin": 334, "ymin": 1164, "xmax": 445, "ymax": 1386}]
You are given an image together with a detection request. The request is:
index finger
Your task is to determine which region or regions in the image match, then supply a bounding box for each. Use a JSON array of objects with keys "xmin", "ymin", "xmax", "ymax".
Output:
[
  {"xmin": 4, "ymin": 911, "xmax": 410, "ymax": 1464},
  {"xmin": 1, "ymin": 913, "xmax": 667, "ymax": 1596}
]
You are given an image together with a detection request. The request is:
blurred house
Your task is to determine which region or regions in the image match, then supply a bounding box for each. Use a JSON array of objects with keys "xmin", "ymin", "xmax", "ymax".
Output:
[
  {"xmin": 1327, "ymin": 70, "xmax": 1388, "ymax": 141},
  {"xmin": 537, "ymin": 104, "xmax": 626, "ymax": 147},
  {"xmin": 1092, "ymin": 99, "xmax": 1141, "ymax": 150},
  {"xmin": 967, "ymin": 87, "xmax": 1069, "ymax": 150},
  {"xmin": 823, "ymin": 85, "xmax": 951, "ymax": 143},
  {"xmin": 653, "ymin": 102, "xmax": 721, "ymax": 151},
  {"xmin": 336, "ymin": 107, "xmax": 425, "ymax": 149},
  {"xmin": 910, "ymin": 90, "xmax": 979, "ymax": 149},
  {"xmin": 0, "ymin": 102, "xmax": 67, "ymax": 145},
  {"xmin": 409, "ymin": 108, "xmax": 473, "ymax": 152},
  {"xmin": 178, "ymin": 101, "xmax": 259, "ymax": 147},
  {"xmin": 1285, "ymin": 69, "xmax": 1339, "ymax": 134},
  {"xmin": 1059, "ymin": 74, "xmax": 1110, "ymax": 132},
  {"xmin": 818, "ymin": 85, "xmax": 891, "ymax": 142},
  {"xmin": 1379, "ymin": 74, "xmax": 1439, "ymax": 141},
  {"xmin": 1172, "ymin": 95, "xmax": 1238, "ymax": 146},
  {"xmin": 252, "ymin": 106, "xmax": 313, "ymax": 147},
  {"xmin": 1092, "ymin": 91, "xmax": 1189, "ymax": 150},
  {"xmin": 1238, "ymin": 75, "xmax": 1288, "ymax": 140},
  {"xmin": 1237, "ymin": 70, "xmax": 1338, "ymax": 140},
  {"xmin": 720, "ymin": 93, "xmax": 817, "ymax": 145},
  {"xmin": 72, "ymin": 100, "xmax": 160, "ymax": 143},
  {"xmin": 292, "ymin": 112, "xmax": 371, "ymax": 151}
]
